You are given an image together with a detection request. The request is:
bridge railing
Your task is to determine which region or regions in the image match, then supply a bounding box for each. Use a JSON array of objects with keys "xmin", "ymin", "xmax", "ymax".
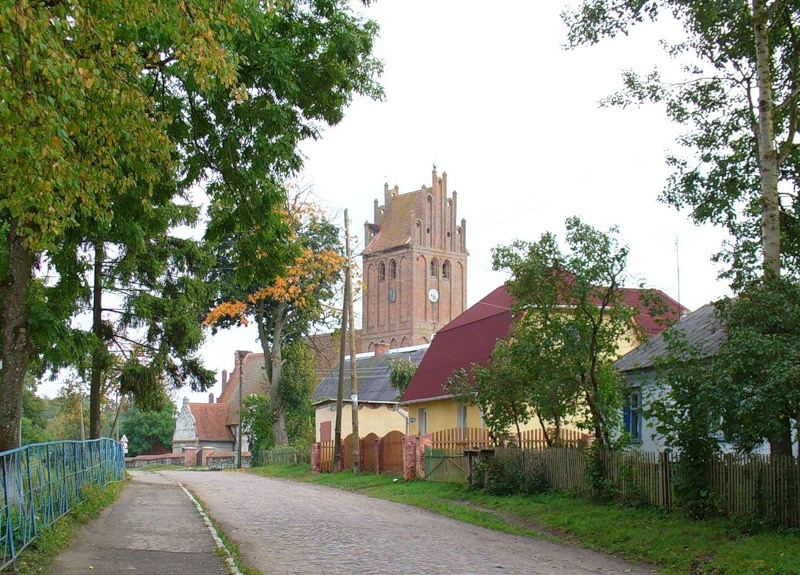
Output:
[{"xmin": 1, "ymin": 438, "xmax": 124, "ymax": 571}]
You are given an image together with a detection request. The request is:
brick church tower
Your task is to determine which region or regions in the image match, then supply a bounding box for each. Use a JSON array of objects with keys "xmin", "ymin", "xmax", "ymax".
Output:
[{"xmin": 361, "ymin": 168, "xmax": 468, "ymax": 351}]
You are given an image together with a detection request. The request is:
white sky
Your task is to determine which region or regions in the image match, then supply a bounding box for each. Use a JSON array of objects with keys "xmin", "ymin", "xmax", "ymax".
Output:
[{"xmin": 41, "ymin": 2, "xmax": 736, "ymax": 402}]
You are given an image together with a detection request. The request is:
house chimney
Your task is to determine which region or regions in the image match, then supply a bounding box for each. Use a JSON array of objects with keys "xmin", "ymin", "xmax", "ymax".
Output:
[
  {"xmin": 209, "ymin": 392, "xmax": 214, "ymax": 404},
  {"xmin": 374, "ymin": 341, "xmax": 390, "ymax": 356},
  {"xmin": 222, "ymin": 369, "xmax": 228, "ymax": 388}
]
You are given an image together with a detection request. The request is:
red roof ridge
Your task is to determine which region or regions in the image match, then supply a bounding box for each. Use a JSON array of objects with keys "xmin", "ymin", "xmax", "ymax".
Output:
[
  {"xmin": 400, "ymin": 283, "xmax": 686, "ymax": 404},
  {"xmin": 439, "ymin": 300, "xmax": 511, "ymax": 332}
]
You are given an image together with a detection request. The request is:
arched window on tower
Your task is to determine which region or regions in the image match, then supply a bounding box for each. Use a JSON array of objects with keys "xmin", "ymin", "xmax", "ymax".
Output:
[
  {"xmin": 389, "ymin": 259, "xmax": 397, "ymax": 279},
  {"xmin": 442, "ymin": 260, "xmax": 450, "ymax": 280},
  {"xmin": 430, "ymin": 259, "xmax": 439, "ymax": 277},
  {"xmin": 379, "ymin": 262, "xmax": 386, "ymax": 282}
]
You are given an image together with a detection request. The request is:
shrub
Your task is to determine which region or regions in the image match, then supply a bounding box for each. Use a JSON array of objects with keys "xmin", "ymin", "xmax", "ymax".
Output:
[{"xmin": 476, "ymin": 454, "xmax": 549, "ymax": 496}]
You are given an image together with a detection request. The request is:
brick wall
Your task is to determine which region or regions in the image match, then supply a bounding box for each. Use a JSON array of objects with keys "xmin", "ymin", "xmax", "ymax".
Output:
[{"xmin": 125, "ymin": 454, "xmax": 186, "ymax": 468}]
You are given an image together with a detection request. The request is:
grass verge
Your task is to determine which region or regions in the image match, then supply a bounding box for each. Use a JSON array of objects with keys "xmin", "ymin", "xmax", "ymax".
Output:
[
  {"xmin": 181, "ymin": 485, "xmax": 262, "ymax": 575},
  {"xmin": 248, "ymin": 464, "xmax": 800, "ymax": 575},
  {"xmin": 10, "ymin": 479, "xmax": 126, "ymax": 575}
]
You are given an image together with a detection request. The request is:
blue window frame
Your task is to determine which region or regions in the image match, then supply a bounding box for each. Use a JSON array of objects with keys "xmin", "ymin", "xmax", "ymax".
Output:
[{"xmin": 624, "ymin": 390, "xmax": 642, "ymax": 442}]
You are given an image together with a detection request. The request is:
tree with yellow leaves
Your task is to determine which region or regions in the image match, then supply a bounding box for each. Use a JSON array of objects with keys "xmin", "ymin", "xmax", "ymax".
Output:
[{"xmin": 206, "ymin": 189, "xmax": 345, "ymax": 445}]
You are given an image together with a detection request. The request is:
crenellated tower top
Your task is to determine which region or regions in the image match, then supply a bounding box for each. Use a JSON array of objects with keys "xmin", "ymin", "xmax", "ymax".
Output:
[{"xmin": 361, "ymin": 169, "xmax": 468, "ymax": 352}]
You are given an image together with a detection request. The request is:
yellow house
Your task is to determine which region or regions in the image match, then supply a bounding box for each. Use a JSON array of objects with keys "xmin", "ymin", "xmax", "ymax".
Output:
[
  {"xmin": 400, "ymin": 285, "xmax": 685, "ymax": 437},
  {"xmin": 312, "ymin": 343, "xmax": 428, "ymax": 441}
]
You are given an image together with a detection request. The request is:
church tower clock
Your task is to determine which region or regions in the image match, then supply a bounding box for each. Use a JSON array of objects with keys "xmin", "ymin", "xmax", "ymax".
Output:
[{"xmin": 361, "ymin": 168, "xmax": 468, "ymax": 351}]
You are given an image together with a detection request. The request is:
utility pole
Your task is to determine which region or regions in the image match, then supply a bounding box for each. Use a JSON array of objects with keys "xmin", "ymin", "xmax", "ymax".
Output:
[
  {"xmin": 236, "ymin": 350, "xmax": 248, "ymax": 468},
  {"xmin": 333, "ymin": 226, "xmax": 349, "ymax": 472},
  {"xmin": 345, "ymin": 211, "xmax": 360, "ymax": 476}
]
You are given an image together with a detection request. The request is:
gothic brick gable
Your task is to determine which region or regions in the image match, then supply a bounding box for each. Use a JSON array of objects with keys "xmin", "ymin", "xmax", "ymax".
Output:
[{"xmin": 362, "ymin": 169, "xmax": 468, "ymax": 352}]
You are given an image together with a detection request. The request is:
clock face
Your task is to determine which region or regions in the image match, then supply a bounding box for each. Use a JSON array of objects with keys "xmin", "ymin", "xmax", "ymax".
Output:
[{"xmin": 428, "ymin": 288, "xmax": 439, "ymax": 303}]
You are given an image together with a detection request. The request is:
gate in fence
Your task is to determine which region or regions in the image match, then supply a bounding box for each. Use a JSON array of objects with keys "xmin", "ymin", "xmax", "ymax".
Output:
[
  {"xmin": 424, "ymin": 448, "xmax": 469, "ymax": 483},
  {"xmin": 1, "ymin": 438, "xmax": 124, "ymax": 571}
]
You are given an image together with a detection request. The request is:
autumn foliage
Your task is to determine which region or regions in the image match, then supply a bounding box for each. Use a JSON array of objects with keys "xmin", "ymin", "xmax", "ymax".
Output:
[{"xmin": 205, "ymin": 196, "xmax": 345, "ymax": 327}]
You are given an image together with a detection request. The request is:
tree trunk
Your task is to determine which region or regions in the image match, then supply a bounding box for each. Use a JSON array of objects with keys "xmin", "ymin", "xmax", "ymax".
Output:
[
  {"xmin": 258, "ymin": 300, "xmax": 288, "ymax": 446},
  {"xmin": 537, "ymin": 415, "xmax": 553, "ymax": 448},
  {"xmin": 0, "ymin": 222, "xmax": 35, "ymax": 452},
  {"xmin": 753, "ymin": 0, "xmax": 781, "ymax": 278},
  {"xmin": 769, "ymin": 417, "xmax": 793, "ymax": 458},
  {"xmin": 90, "ymin": 242, "xmax": 104, "ymax": 439},
  {"xmin": 753, "ymin": 1, "xmax": 790, "ymax": 457}
]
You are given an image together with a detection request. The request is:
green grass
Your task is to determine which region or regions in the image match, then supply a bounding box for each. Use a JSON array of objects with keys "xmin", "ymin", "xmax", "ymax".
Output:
[
  {"xmin": 182, "ymin": 486, "xmax": 263, "ymax": 575},
  {"xmin": 247, "ymin": 464, "xmax": 800, "ymax": 575},
  {"xmin": 10, "ymin": 479, "xmax": 126, "ymax": 575}
]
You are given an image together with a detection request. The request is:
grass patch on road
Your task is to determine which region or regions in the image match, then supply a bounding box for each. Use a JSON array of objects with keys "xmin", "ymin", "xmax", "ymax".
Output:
[
  {"xmin": 247, "ymin": 464, "xmax": 800, "ymax": 575},
  {"xmin": 10, "ymin": 479, "xmax": 126, "ymax": 575}
]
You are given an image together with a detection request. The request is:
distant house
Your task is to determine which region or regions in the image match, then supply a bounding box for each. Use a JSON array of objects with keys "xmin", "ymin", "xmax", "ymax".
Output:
[
  {"xmin": 172, "ymin": 396, "xmax": 235, "ymax": 453},
  {"xmin": 173, "ymin": 351, "xmax": 268, "ymax": 454},
  {"xmin": 312, "ymin": 343, "xmax": 428, "ymax": 441},
  {"xmin": 401, "ymin": 284, "xmax": 686, "ymax": 437}
]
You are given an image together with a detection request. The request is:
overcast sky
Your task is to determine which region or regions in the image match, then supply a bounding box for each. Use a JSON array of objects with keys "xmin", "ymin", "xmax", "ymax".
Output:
[{"xmin": 116, "ymin": 2, "xmax": 741, "ymax": 403}]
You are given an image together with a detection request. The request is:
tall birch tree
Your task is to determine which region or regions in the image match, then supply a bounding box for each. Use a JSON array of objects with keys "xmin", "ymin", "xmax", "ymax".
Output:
[
  {"xmin": 564, "ymin": 0, "xmax": 800, "ymax": 455},
  {"xmin": 563, "ymin": 1, "xmax": 800, "ymax": 285}
]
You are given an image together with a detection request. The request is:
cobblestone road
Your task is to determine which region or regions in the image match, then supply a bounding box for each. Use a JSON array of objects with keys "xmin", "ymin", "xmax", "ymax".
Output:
[{"xmin": 164, "ymin": 471, "xmax": 659, "ymax": 575}]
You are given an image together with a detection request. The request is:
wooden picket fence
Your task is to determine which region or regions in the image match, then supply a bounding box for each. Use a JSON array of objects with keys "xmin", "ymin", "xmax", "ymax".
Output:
[
  {"xmin": 496, "ymin": 447, "xmax": 674, "ymax": 507},
  {"xmin": 514, "ymin": 428, "xmax": 587, "ymax": 449},
  {"xmin": 429, "ymin": 427, "xmax": 490, "ymax": 451},
  {"xmin": 428, "ymin": 427, "xmax": 588, "ymax": 451},
  {"xmin": 709, "ymin": 453, "xmax": 800, "ymax": 527},
  {"xmin": 494, "ymin": 447, "xmax": 800, "ymax": 528}
]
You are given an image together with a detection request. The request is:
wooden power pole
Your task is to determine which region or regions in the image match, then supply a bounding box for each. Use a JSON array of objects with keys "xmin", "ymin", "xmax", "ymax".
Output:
[
  {"xmin": 333, "ymin": 214, "xmax": 349, "ymax": 472},
  {"xmin": 345, "ymin": 210, "xmax": 360, "ymax": 476}
]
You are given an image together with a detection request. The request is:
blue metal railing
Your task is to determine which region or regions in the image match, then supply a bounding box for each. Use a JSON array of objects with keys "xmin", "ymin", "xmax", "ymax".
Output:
[{"xmin": 0, "ymin": 438, "xmax": 124, "ymax": 571}]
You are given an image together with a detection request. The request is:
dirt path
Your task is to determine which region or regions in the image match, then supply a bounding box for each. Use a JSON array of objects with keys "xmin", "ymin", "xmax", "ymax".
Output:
[{"xmin": 164, "ymin": 470, "xmax": 659, "ymax": 575}]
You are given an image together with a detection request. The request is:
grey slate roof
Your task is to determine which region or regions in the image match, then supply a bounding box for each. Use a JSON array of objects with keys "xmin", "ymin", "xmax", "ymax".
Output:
[
  {"xmin": 313, "ymin": 346, "xmax": 428, "ymax": 404},
  {"xmin": 614, "ymin": 302, "xmax": 727, "ymax": 372}
]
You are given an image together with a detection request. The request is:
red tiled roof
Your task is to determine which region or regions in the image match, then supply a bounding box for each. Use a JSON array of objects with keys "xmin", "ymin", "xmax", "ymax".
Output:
[
  {"xmin": 400, "ymin": 284, "xmax": 686, "ymax": 404},
  {"xmin": 189, "ymin": 402, "xmax": 232, "ymax": 442},
  {"xmin": 363, "ymin": 191, "xmax": 420, "ymax": 254}
]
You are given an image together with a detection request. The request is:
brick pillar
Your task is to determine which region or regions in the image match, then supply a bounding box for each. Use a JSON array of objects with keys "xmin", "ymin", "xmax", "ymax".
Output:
[
  {"xmin": 200, "ymin": 447, "xmax": 215, "ymax": 466},
  {"xmin": 311, "ymin": 443, "xmax": 321, "ymax": 472},
  {"xmin": 417, "ymin": 434, "xmax": 432, "ymax": 479},
  {"xmin": 182, "ymin": 447, "xmax": 198, "ymax": 466},
  {"xmin": 375, "ymin": 437, "xmax": 384, "ymax": 475},
  {"xmin": 402, "ymin": 435, "xmax": 419, "ymax": 480}
]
